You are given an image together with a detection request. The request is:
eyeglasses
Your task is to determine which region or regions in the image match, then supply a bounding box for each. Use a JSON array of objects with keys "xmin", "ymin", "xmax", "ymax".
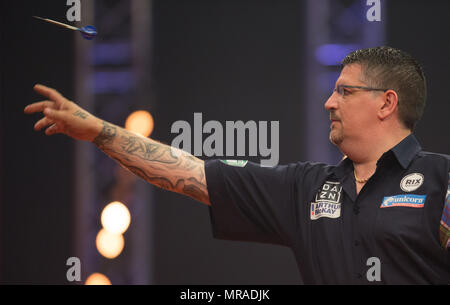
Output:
[{"xmin": 334, "ymin": 85, "xmax": 388, "ymax": 96}]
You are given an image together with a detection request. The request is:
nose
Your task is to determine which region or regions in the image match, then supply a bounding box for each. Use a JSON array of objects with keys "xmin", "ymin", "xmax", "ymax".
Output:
[{"xmin": 324, "ymin": 91, "xmax": 338, "ymax": 112}]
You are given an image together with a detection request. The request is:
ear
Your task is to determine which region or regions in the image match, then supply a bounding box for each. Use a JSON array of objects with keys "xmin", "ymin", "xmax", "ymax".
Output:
[{"xmin": 377, "ymin": 89, "xmax": 398, "ymax": 120}]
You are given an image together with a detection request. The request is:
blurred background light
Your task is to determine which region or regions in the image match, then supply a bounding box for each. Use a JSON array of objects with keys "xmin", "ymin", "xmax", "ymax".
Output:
[
  {"xmin": 85, "ymin": 272, "xmax": 112, "ymax": 285},
  {"xmin": 315, "ymin": 44, "xmax": 362, "ymax": 66},
  {"xmin": 101, "ymin": 201, "xmax": 131, "ymax": 234},
  {"xmin": 90, "ymin": 42, "xmax": 131, "ymax": 65},
  {"xmin": 92, "ymin": 71, "xmax": 134, "ymax": 94},
  {"xmin": 125, "ymin": 110, "xmax": 154, "ymax": 137},
  {"xmin": 96, "ymin": 228, "xmax": 125, "ymax": 259}
]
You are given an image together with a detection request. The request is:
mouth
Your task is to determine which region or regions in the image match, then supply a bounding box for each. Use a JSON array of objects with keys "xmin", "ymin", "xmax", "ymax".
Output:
[{"xmin": 330, "ymin": 119, "xmax": 340, "ymax": 129}]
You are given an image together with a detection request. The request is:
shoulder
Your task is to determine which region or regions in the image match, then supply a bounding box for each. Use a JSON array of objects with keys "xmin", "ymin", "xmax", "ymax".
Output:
[
  {"xmin": 205, "ymin": 159, "xmax": 336, "ymax": 180},
  {"xmin": 414, "ymin": 151, "xmax": 450, "ymax": 178},
  {"xmin": 417, "ymin": 151, "xmax": 450, "ymax": 165}
]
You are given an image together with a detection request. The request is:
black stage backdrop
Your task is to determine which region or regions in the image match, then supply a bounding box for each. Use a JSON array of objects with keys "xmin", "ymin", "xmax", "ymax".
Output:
[
  {"xmin": 151, "ymin": 0, "xmax": 305, "ymax": 284},
  {"xmin": 1, "ymin": 0, "xmax": 449, "ymax": 285},
  {"xmin": 0, "ymin": 2, "xmax": 75, "ymax": 284},
  {"xmin": 386, "ymin": 2, "xmax": 450, "ymax": 154}
]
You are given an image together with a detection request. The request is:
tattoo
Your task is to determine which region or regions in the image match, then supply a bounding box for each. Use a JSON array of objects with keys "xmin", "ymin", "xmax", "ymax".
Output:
[
  {"xmin": 121, "ymin": 135, "xmax": 178, "ymax": 164},
  {"xmin": 126, "ymin": 165, "xmax": 176, "ymax": 190},
  {"xmin": 94, "ymin": 123, "xmax": 209, "ymax": 204},
  {"xmin": 182, "ymin": 177, "xmax": 209, "ymax": 203},
  {"xmin": 73, "ymin": 110, "xmax": 88, "ymax": 119},
  {"xmin": 93, "ymin": 121, "xmax": 117, "ymax": 148},
  {"xmin": 119, "ymin": 156, "xmax": 208, "ymax": 203}
]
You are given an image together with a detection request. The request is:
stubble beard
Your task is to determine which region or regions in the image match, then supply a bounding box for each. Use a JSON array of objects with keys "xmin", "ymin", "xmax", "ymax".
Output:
[{"xmin": 329, "ymin": 126, "xmax": 343, "ymax": 146}]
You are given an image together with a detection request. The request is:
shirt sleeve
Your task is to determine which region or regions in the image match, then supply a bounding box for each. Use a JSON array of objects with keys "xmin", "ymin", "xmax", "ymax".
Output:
[{"xmin": 205, "ymin": 159, "xmax": 300, "ymax": 246}]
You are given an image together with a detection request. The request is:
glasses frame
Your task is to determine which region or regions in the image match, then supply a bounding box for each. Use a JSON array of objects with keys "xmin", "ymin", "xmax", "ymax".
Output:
[{"xmin": 334, "ymin": 85, "xmax": 389, "ymax": 96}]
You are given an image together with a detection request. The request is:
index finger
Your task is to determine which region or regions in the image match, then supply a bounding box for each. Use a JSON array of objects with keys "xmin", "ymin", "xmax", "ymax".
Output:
[
  {"xmin": 24, "ymin": 100, "xmax": 55, "ymax": 114},
  {"xmin": 33, "ymin": 84, "xmax": 67, "ymax": 107}
]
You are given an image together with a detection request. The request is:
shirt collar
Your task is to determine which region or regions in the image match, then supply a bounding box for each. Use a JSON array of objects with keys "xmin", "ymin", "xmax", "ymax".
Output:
[
  {"xmin": 333, "ymin": 133, "xmax": 422, "ymax": 179},
  {"xmin": 387, "ymin": 133, "xmax": 422, "ymax": 169},
  {"xmin": 333, "ymin": 157, "xmax": 353, "ymax": 181}
]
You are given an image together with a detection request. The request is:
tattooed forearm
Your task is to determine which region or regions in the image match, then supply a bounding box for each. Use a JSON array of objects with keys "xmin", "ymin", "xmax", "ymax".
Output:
[
  {"xmin": 121, "ymin": 135, "xmax": 178, "ymax": 164},
  {"xmin": 182, "ymin": 177, "xmax": 209, "ymax": 204},
  {"xmin": 127, "ymin": 165, "xmax": 176, "ymax": 190},
  {"xmin": 93, "ymin": 121, "xmax": 117, "ymax": 148},
  {"xmin": 120, "ymin": 156, "xmax": 208, "ymax": 204},
  {"xmin": 92, "ymin": 121, "xmax": 210, "ymax": 205}
]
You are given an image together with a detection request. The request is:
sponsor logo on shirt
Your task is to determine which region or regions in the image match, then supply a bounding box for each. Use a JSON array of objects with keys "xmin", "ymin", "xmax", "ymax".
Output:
[
  {"xmin": 220, "ymin": 160, "xmax": 248, "ymax": 167},
  {"xmin": 400, "ymin": 173, "xmax": 424, "ymax": 192},
  {"xmin": 380, "ymin": 194, "xmax": 426, "ymax": 208},
  {"xmin": 310, "ymin": 181, "xmax": 342, "ymax": 220}
]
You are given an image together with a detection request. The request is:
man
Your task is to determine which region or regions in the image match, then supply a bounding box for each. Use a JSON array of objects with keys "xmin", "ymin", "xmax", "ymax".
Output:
[{"xmin": 25, "ymin": 46, "xmax": 449, "ymax": 284}]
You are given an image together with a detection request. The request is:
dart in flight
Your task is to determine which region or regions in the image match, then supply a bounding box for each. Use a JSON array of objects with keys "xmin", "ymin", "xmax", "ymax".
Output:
[{"xmin": 33, "ymin": 16, "xmax": 97, "ymax": 40}]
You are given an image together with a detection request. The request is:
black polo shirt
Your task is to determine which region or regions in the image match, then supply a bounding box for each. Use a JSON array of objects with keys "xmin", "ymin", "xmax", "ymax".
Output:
[{"xmin": 205, "ymin": 134, "xmax": 450, "ymax": 284}]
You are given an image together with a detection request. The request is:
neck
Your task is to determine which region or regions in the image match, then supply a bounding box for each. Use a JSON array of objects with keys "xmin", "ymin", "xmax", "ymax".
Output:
[{"xmin": 340, "ymin": 128, "xmax": 411, "ymax": 181}]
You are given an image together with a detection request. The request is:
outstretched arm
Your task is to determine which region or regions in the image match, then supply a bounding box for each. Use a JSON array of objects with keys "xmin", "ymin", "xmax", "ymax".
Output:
[
  {"xmin": 92, "ymin": 121, "xmax": 209, "ymax": 205},
  {"xmin": 25, "ymin": 84, "xmax": 210, "ymax": 205}
]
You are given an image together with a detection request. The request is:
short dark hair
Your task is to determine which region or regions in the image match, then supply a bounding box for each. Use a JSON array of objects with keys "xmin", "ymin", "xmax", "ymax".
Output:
[{"xmin": 342, "ymin": 46, "xmax": 426, "ymax": 131}]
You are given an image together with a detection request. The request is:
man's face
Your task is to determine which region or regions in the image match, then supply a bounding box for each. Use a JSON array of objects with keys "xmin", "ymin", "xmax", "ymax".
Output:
[{"xmin": 324, "ymin": 64, "xmax": 383, "ymax": 147}]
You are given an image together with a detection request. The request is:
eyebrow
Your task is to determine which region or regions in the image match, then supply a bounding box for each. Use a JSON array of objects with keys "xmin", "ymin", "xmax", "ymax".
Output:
[{"xmin": 334, "ymin": 78, "xmax": 350, "ymax": 87}]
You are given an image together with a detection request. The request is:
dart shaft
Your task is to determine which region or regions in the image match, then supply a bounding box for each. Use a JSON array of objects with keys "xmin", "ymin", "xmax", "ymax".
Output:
[{"xmin": 33, "ymin": 16, "xmax": 79, "ymax": 31}]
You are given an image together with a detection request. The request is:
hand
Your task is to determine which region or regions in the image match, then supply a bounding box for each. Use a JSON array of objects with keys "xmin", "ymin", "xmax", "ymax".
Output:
[{"xmin": 24, "ymin": 84, "xmax": 102, "ymax": 142}]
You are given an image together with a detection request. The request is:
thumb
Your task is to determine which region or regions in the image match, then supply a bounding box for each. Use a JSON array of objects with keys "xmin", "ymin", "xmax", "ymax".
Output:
[{"xmin": 44, "ymin": 108, "xmax": 66, "ymax": 122}]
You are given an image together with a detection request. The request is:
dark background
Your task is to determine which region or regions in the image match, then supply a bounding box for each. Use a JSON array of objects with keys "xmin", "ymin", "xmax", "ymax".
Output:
[
  {"xmin": 1, "ymin": 2, "xmax": 75, "ymax": 284},
  {"xmin": 1, "ymin": 0, "xmax": 449, "ymax": 284}
]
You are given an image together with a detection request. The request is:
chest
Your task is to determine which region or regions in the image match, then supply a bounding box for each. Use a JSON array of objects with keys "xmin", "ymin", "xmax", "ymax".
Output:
[{"xmin": 302, "ymin": 167, "xmax": 446, "ymax": 252}]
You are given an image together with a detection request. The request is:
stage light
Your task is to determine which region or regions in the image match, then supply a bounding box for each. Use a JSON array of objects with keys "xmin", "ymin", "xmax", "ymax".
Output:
[
  {"xmin": 125, "ymin": 110, "xmax": 154, "ymax": 137},
  {"xmin": 85, "ymin": 272, "xmax": 112, "ymax": 285},
  {"xmin": 101, "ymin": 201, "xmax": 131, "ymax": 234},
  {"xmin": 96, "ymin": 228, "xmax": 125, "ymax": 259},
  {"xmin": 315, "ymin": 44, "xmax": 361, "ymax": 66}
]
